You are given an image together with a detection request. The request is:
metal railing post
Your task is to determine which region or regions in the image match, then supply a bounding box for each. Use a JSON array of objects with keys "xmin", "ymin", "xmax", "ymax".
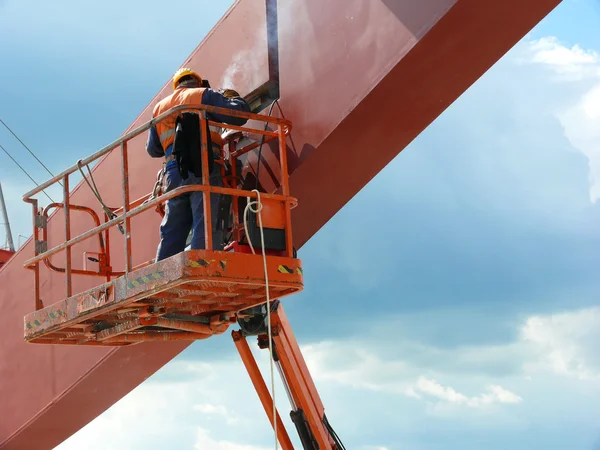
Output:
[
  {"xmin": 63, "ymin": 175, "xmax": 72, "ymax": 297},
  {"xmin": 229, "ymin": 139, "xmax": 240, "ymax": 241},
  {"xmin": 27, "ymin": 199, "xmax": 42, "ymax": 310},
  {"xmin": 278, "ymin": 125, "xmax": 289, "ymax": 196},
  {"xmin": 105, "ymin": 215, "xmax": 112, "ymax": 283},
  {"xmin": 278, "ymin": 125, "xmax": 294, "ymax": 257},
  {"xmin": 200, "ymin": 112, "xmax": 213, "ymax": 250},
  {"xmin": 121, "ymin": 141, "xmax": 132, "ymax": 273}
]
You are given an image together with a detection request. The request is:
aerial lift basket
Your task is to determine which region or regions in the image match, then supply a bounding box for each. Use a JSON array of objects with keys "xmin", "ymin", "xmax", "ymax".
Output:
[{"xmin": 21, "ymin": 104, "xmax": 302, "ymax": 346}]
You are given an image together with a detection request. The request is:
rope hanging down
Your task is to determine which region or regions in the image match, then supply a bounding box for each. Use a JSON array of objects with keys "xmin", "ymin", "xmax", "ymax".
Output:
[
  {"xmin": 77, "ymin": 160, "xmax": 125, "ymax": 234},
  {"xmin": 243, "ymin": 189, "xmax": 279, "ymax": 450}
]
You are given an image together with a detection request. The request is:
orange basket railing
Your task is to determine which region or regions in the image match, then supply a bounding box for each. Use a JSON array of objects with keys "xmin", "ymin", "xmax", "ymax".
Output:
[{"xmin": 22, "ymin": 104, "xmax": 295, "ymax": 311}]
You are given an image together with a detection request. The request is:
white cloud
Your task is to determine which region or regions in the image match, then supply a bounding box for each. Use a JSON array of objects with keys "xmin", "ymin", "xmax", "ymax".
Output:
[
  {"xmin": 301, "ymin": 304, "xmax": 600, "ymax": 411},
  {"xmin": 193, "ymin": 404, "xmax": 240, "ymax": 426},
  {"xmin": 415, "ymin": 377, "xmax": 522, "ymax": 408},
  {"xmin": 521, "ymin": 306, "xmax": 600, "ymax": 380},
  {"xmin": 416, "ymin": 377, "xmax": 468, "ymax": 403},
  {"xmin": 528, "ymin": 36, "xmax": 600, "ymax": 80},
  {"xmin": 558, "ymin": 86, "xmax": 600, "ymax": 202},
  {"xmin": 302, "ymin": 340, "xmax": 523, "ymax": 411},
  {"xmin": 194, "ymin": 427, "xmax": 271, "ymax": 450},
  {"xmin": 525, "ymin": 36, "xmax": 600, "ymax": 202}
]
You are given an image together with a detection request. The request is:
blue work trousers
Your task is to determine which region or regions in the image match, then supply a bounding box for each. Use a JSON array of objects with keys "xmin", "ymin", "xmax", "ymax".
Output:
[{"xmin": 155, "ymin": 164, "xmax": 224, "ymax": 262}]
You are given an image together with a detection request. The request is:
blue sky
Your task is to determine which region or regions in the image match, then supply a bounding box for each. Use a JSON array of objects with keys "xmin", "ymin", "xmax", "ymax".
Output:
[{"xmin": 2, "ymin": 0, "xmax": 600, "ymax": 449}]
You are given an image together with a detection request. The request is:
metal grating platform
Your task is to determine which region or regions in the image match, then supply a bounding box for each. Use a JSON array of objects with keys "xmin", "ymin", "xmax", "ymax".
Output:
[{"xmin": 24, "ymin": 250, "xmax": 303, "ymax": 346}]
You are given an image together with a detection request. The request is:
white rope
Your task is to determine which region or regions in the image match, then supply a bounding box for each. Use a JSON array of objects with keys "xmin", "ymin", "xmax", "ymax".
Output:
[
  {"xmin": 76, "ymin": 160, "xmax": 125, "ymax": 235},
  {"xmin": 243, "ymin": 189, "xmax": 278, "ymax": 450}
]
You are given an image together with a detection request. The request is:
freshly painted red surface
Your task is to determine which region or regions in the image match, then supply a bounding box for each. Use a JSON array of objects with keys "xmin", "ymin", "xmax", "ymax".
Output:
[
  {"xmin": 0, "ymin": 249, "xmax": 13, "ymax": 269},
  {"xmin": 0, "ymin": 0, "xmax": 560, "ymax": 448}
]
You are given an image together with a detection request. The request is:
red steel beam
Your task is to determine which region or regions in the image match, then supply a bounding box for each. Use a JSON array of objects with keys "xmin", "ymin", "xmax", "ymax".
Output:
[
  {"xmin": 0, "ymin": 249, "xmax": 13, "ymax": 269},
  {"xmin": 0, "ymin": 0, "xmax": 561, "ymax": 448}
]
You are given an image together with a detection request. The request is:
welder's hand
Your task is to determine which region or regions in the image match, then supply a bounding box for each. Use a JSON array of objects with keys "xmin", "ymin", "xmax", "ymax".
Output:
[{"xmin": 220, "ymin": 88, "xmax": 242, "ymax": 99}]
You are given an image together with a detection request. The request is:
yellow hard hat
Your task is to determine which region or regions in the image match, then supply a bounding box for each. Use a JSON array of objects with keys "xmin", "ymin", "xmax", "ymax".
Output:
[{"xmin": 172, "ymin": 67, "xmax": 202, "ymax": 90}]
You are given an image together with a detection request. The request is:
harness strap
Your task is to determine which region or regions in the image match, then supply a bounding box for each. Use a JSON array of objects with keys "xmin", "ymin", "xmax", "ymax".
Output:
[{"xmin": 165, "ymin": 145, "xmax": 224, "ymax": 164}]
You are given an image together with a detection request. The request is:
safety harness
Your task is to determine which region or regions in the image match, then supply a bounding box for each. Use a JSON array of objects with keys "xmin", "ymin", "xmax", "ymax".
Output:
[{"xmin": 171, "ymin": 112, "xmax": 214, "ymax": 180}]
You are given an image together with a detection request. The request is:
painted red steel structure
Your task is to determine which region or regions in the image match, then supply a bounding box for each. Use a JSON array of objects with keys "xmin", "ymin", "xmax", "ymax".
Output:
[
  {"xmin": 0, "ymin": 0, "xmax": 561, "ymax": 448},
  {"xmin": 0, "ymin": 249, "xmax": 13, "ymax": 270}
]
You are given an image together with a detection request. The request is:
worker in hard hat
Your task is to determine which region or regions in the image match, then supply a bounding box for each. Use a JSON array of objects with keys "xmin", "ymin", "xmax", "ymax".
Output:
[{"xmin": 146, "ymin": 68, "xmax": 250, "ymax": 261}]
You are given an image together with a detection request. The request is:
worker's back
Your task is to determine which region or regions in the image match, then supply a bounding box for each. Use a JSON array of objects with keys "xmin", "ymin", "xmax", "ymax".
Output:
[
  {"xmin": 154, "ymin": 87, "xmax": 205, "ymax": 114},
  {"xmin": 153, "ymin": 87, "xmax": 206, "ymax": 149}
]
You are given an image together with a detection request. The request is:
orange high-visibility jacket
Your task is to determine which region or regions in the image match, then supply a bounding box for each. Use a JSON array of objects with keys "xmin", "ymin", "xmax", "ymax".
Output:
[
  {"xmin": 152, "ymin": 87, "xmax": 223, "ymax": 151},
  {"xmin": 146, "ymin": 87, "xmax": 250, "ymax": 160}
]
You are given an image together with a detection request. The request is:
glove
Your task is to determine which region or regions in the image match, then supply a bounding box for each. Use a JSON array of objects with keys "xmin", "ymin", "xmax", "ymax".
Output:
[{"xmin": 220, "ymin": 88, "xmax": 242, "ymax": 99}]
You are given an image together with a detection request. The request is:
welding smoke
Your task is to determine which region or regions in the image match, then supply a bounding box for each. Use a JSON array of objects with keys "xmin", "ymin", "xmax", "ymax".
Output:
[
  {"xmin": 219, "ymin": 0, "xmax": 319, "ymax": 193},
  {"xmin": 219, "ymin": 0, "xmax": 316, "ymax": 94}
]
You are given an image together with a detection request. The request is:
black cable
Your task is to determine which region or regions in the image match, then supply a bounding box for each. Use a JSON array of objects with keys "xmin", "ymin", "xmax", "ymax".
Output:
[
  {"xmin": 273, "ymin": 100, "xmax": 299, "ymax": 157},
  {"xmin": 254, "ymin": 100, "xmax": 277, "ymax": 190},
  {"xmin": 323, "ymin": 414, "xmax": 347, "ymax": 450},
  {"xmin": 0, "ymin": 142, "xmax": 54, "ymax": 203},
  {"xmin": 253, "ymin": 99, "xmax": 298, "ymax": 191},
  {"xmin": 0, "ymin": 118, "xmax": 62, "ymax": 187}
]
